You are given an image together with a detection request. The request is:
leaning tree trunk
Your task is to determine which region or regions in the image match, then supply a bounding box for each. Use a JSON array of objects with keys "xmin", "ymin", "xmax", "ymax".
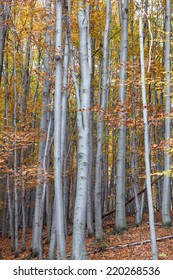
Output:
[
  {"xmin": 162, "ymin": 0, "xmax": 171, "ymax": 227},
  {"xmin": 130, "ymin": 5, "xmax": 141, "ymax": 226},
  {"xmin": 114, "ymin": 0, "xmax": 128, "ymax": 233},
  {"xmin": 71, "ymin": 1, "xmax": 91, "ymax": 260}
]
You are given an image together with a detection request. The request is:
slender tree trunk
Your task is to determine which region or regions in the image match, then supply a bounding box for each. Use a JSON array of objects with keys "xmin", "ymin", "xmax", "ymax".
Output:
[
  {"xmin": 1, "ymin": 191, "xmax": 7, "ymax": 236},
  {"xmin": 21, "ymin": 148, "xmax": 26, "ymax": 252},
  {"xmin": 86, "ymin": 3, "xmax": 94, "ymax": 238},
  {"xmin": 31, "ymin": 0, "xmax": 51, "ymax": 257},
  {"xmin": 138, "ymin": 0, "xmax": 158, "ymax": 260},
  {"xmin": 162, "ymin": 0, "xmax": 171, "ymax": 227},
  {"xmin": 48, "ymin": 199, "xmax": 56, "ymax": 260},
  {"xmin": 3, "ymin": 49, "xmax": 15, "ymax": 249},
  {"xmin": 13, "ymin": 36, "xmax": 18, "ymax": 258},
  {"xmin": 130, "ymin": 5, "xmax": 141, "ymax": 226},
  {"xmin": 61, "ymin": 32, "xmax": 69, "ymax": 236},
  {"xmin": 103, "ymin": 124, "xmax": 109, "ymax": 214},
  {"xmin": 0, "ymin": 1, "xmax": 11, "ymax": 85},
  {"xmin": 114, "ymin": 0, "xmax": 129, "ymax": 233},
  {"xmin": 87, "ymin": 91, "xmax": 94, "ymax": 237},
  {"xmin": 39, "ymin": 112, "xmax": 53, "ymax": 258},
  {"xmin": 95, "ymin": 0, "xmax": 111, "ymax": 241},
  {"xmin": 54, "ymin": 0, "xmax": 66, "ymax": 260},
  {"xmin": 72, "ymin": 1, "xmax": 91, "ymax": 259}
]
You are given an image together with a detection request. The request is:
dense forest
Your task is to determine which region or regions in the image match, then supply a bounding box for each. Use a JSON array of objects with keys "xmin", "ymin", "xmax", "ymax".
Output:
[{"xmin": 0, "ymin": 0, "xmax": 173, "ymax": 260}]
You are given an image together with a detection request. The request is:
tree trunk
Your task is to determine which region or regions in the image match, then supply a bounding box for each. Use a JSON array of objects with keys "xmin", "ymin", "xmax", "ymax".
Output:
[
  {"xmin": 114, "ymin": 0, "xmax": 129, "ymax": 233},
  {"xmin": 95, "ymin": 0, "xmax": 111, "ymax": 241},
  {"xmin": 162, "ymin": 0, "xmax": 171, "ymax": 227},
  {"xmin": 54, "ymin": 0, "xmax": 66, "ymax": 260},
  {"xmin": 0, "ymin": 1, "xmax": 11, "ymax": 85},
  {"xmin": 72, "ymin": 1, "xmax": 91, "ymax": 259},
  {"xmin": 86, "ymin": 3, "xmax": 94, "ymax": 238},
  {"xmin": 138, "ymin": 0, "xmax": 158, "ymax": 260},
  {"xmin": 13, "ymin": 36, "xmax": 19, "ymax": 258},
  {"xmin": 31, "ymin": 0, "xmax": 51, "ymax": 257},
  {"xmin": 130, "ymin": 5, "xmax": 141, "ymax": 226}
]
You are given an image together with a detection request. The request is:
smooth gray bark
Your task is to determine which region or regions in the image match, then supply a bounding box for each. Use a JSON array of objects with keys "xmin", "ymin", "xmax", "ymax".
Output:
[
  {"xmin": 87, "ymin": 90, "xmax": 94, "ymax": 237},
  {"xmin": 138, "ymin": 0, "xmax": 158, "ymax": 260},
  {"xmin": 130, "ymin": 10, "xmax": 141, "ymax": 226},
  {"xmin": 21, "ymin": 148, "xmax": 26, "ymax": 252},
  {"xmin": 54, "ymin": 0, "xmax": 66, "ymax": 260},
  {"xmin": 61, "ymin": 33, "xmax": 69, "ymax": 236},
  {"xmin": 86, "ymin": 3, "xmax": 94, "ymax": 238},
  {"xmin": 114, "ymin": 0, "xmax": 128, "ymax": 233},
  {"xmin": 39, "ymin": 112, "xmax": 53, "ymax": 258},
  {"xmin": 13, "ymin": 36, "xmax": 18, "ymax": 258},
  {"xmin": 4, "ymin": 52, "xmax": 14, "ymax": 249},
  {"xmin": 95, "ymin": 0, "xmax": 111, "ymax": 241},
  {"xmin": 72, "ymin": 2, "xmax": 91, "ymax": 259},
  {"xmin": 31, "ymin": 0, "xmax": 51, "ymax": 257},
  {"xmin": 48, "ymin": 199, "xmax": 57, "ymax": 260},
  {"xmin": 162, "ymin": 0, "xmax": 171, "ymax": 227}
]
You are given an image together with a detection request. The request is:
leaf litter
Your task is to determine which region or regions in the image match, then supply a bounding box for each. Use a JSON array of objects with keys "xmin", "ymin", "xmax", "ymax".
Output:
[{"xmin": 0, "ymin": 212, "xmax": 173, "ymax": 260}]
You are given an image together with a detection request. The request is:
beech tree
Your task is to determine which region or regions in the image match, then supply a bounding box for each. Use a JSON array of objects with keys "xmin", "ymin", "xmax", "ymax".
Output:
[
  {"xmin": 54, "ymin": 0, "xmax": 66, "ymax": 260},
  {"xmin": 0, "ymin": 0, "xmax": 172, "ymax": 261},
  {"xmin": 95, "ymin": 0, "xmax": 111, "ymax": 241},
  {"xmin": 138, "ymin": 0, "xmax": 157, "ymax": 260},
  {"xmin": 114, "ymin": 0, "xmax": 129, "ymax": 233},
  {"xmin": 71, "ymin": 1, "xmax": 91, "ymax": 260},
  {"xmin": 130, "ymin": 4, "xmax": 142, "ymax": 226},
  {"xmin": 31, "ymin": 0, "xmax": 52, "ymax": 258},
  {"xmin": 162, "ymin": 0, "xmax": 171, "ymax": 228}
]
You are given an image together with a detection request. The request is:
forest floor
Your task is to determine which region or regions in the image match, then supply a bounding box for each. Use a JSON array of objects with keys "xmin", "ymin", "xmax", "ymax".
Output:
[{"xmin": 1, "ymin": 212, "xmax": 173, "ymax": 260}]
